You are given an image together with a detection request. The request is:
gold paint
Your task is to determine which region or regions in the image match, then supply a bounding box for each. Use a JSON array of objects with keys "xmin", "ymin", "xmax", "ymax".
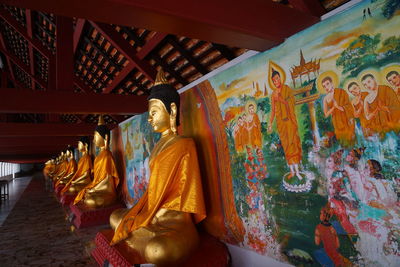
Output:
[
  {"xmin": 61, "ymin": 141, "xmax": 93, "ymax": 195},
  {"xmin": 153, "ymin": 69, "xmax": 168, "ymax": 86},
  {"xmin": 109, "ymin": 94, "xmax": 206, "ymax": 266},
  {"xmin": 73, "ymin": 131, "xmax": 119, "ymax": 208}
]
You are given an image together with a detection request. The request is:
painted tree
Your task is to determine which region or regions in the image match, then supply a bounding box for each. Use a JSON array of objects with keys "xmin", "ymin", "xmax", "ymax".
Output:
[
  {"xmin": 336, "ymin": 34, "xmax": 381, "ymax": 77},
  {"xmin": 382, "ymin": 0, "xmax": 400, "ymax": 19}
]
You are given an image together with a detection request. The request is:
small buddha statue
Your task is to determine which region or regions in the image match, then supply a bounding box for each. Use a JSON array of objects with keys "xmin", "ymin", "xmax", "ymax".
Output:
[
  {"xmin": 52, "ymin": 151, "xmax": 68, "ymax": 181},
  {"xmin": 73, "ymin": 116, "xmax": 120, "ymax": 208},
  {"xmin": 61, "ymin": 137, "xmax": 93, "ymax": 195},
  {"xmin": 55, "ymin": 147, "xmax": 78, "ymax": 187},
  {"xmin": 109, "ymin": 70, "xmax": 206, "ymax": 266}
]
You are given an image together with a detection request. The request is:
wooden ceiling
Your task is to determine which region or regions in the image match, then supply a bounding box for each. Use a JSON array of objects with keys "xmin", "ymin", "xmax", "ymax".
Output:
[{"xmin": 0, "ymin": 0, "xmax": 328, "ymax": 163}]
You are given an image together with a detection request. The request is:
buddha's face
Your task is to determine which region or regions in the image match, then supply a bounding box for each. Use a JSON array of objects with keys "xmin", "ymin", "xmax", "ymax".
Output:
[
  {"xmin": 66, "ymin": 150, "xmax": 71, "ymax": 158},
  {"xmin": 387, "ymin": 73, "xmax": 400, "ymax": 88},
  {"xmin": 78, "ymin": 141, "xmax": 88, "ymax": 152},
  {"xmin": 362, "ymin": 76, "xmax": 377, "ymax": 91},
  {"xmin": 148, "ymin": 99, "xmax": 170, "ymax": 133},
  {"xmin": 94, "ymin": 131, "xmax": 105, "ymax": 148},
  {"xmin": 272, "ymin": 74, "xmax": 281, "ymax": 88},
  {"xmin": 349, "ymin": 84, "xmax": 361, "ymax": 96}
]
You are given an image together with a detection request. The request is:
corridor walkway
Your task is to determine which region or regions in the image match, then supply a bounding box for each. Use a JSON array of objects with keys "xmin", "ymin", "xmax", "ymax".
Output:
[{"xmin": 0, "ymin": 173, "xmax": 103, "ymax": 266}]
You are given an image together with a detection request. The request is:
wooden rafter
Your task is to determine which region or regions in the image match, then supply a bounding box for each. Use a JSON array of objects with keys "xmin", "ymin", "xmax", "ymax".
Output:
[
  {"xmin": 0, "ymin": 0, "xmax": 321, "ymax": 51},
  {"xmin": 0, "ymin": 88, "xmax": 148, "ymax": 114},
  {"xmin": 89, "ymin": 21, "xmax": 157, "ymax": 81},
  {"xmin": 102, "ymin": 32, "xmax": 167, "ymax": 94},
  {"xmin": 25, "ymin": 9, "xmax": 35, "ymax": 89}
]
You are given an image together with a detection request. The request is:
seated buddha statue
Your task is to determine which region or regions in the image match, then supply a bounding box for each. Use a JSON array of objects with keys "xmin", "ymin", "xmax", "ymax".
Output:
[
  {"xmin": 61, "ymin": 137, "xmax": 93, "ymax": 195},
  {"xmin": 52, "ymin": 151, "xmax": 68, "ymax": 182},
  {"xmin": 55, "ymin": 147, "xmax": 78, "ymax": 187},
  {"xmin": 73, "ymin": 116, "xmax": 120, "ymax": 208},
  {"xmin": 109, "ymin": 70, "xmax": 206, "ymax": 266}
]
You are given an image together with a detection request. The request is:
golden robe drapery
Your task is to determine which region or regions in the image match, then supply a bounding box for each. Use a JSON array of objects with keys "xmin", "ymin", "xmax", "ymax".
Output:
[
  {"xmin": 110, "ymin": 138, "xmax": 206, "ymax": 245},
  {"xmin": 61, "ymin": 154, "xmax": 93, "ymax": 194}
]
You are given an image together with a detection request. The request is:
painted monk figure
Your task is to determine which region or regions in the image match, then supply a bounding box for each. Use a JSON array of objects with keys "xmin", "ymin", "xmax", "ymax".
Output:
[
  {"xmin": 322, "ymin": 75, "xmax": 355, "ymax": 146},
  {"xmin": 246, "ymin": 102, "xmax": 262, "ymax": 149},
  {"xmin": 268, "ymin": 63, "xmax": 302, "ymax": 179},
  {"xmin": 347, "ymin": 81, "xmax": 372, "ymax": 137},
  {"xmin": 109, "ymin": 70, "xmax": 206, "ymax": 266},
  {"xmin": 233, "ymin": 115, "xmax": 246, "ymax": 152},
  {"xmin": 386, "ymin": 70, "xmax": 400, "ymax": 99},
  {"xmin": 362, "ymin": 74, "xmax": 400, "ymax": 135}
]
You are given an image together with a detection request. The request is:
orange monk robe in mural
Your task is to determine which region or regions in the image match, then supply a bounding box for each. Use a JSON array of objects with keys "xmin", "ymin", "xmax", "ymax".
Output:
[
  {"xmin": 246, "ymin": 103, "xmax": 262, "ymax": 149},
  {"xmin": 348, "ymin": 82, "xmax": 372, "ymax": 137},
  {"xmin": 268, "ymin": 81, "xmax": 302, "ymax": 166},
  {"xmin": 322, "ymin": 75, "xmax": 355, "ymax": 145},
  {"xmin": 364, "ymin": 85, "xmax": 400, "ymax": 134},
  {"xmin": 60, "ymin": 153, "xmax": 93, "ymax": 194},
  {"xmin": 233, "ymin": 115, "xmax": 246, "ymax": 152}
]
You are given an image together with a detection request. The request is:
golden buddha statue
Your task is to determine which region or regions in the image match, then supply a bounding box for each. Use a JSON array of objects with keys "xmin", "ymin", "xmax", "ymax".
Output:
[
  {"xmin": 61, "ymin": 137, "xmax": 93, "ymax": 195},
  {"xmin": 52, "ymin": 151, "xmax": 68, "ymax": 181},
  {"xmin": 109, "ymin": 70, "xmax": 206, "ymax": 266},
  {"xmin": 55, "ymin": 147, "xmax": 78, "ymax": 187},
  {"xmin": 73, "ymin": 116, "xmax": 120, "ymax": 208}
]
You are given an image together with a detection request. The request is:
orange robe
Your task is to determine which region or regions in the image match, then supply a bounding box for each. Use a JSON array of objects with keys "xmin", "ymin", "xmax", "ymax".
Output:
[
  {"xmin": 365, "ymin": 85, "xmax": 400, "ymax": 134},
  {"xmin": 354, "ymin": 92, "xmax": 372, "ymax": 137},
  {"xmin": 55, "ymin": 158, "xmax": 77, "ymax": 187},
  {"xmin": 61, "ymin": 154, "xmax": 93, "ymax": 194},
  {"xmin": 73, "ymin": 149, "xmax": 119, "ymax": 205},
  {"xmin": 43, "ymin": 163, "xmax": 52, "ymax": 178},
  {"xmin": 111, "ymin": 138, "xmax": 206, "ymax": 245},
  {"xmin": 274, "ymin": 85, "xmax": 302, "ymax": 165},
  {"xmin": 52, "ymin": 160, "xmax": 68, "ymax": 180},
  {"xmin": 328, "ymin": 88, "xmax": 355, "ymax": 145},
  {"xmin": 247, "ymin": 113, "xmax": 262, "ymax": 149}
]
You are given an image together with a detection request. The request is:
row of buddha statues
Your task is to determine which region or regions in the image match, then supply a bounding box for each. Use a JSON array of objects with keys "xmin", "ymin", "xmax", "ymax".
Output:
[{"xmin": 42, "ymin": 70, "xmax": 207, "ymax": 266}]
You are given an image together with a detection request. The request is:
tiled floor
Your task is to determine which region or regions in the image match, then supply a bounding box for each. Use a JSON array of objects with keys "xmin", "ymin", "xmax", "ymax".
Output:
[
  {"xmin": 0, "ymin": 176, "xmax": 32, "ymax": 226},
  {"xmin": 0, "ymin": 173, "xmax": 106, "ymax": 266}
]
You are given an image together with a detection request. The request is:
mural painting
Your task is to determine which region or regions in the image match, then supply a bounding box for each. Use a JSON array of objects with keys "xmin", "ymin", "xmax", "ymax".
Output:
[
  {"xmin": 203, "ymin": 0, "xmax": 400, "ymax": 265},
  {"xmin": 116, "ymin": 1, "xmax": 400, "ymax": 266},
  {"xmin": 119, "ymin": 113, "xmax": 159, "ymax": 207}
]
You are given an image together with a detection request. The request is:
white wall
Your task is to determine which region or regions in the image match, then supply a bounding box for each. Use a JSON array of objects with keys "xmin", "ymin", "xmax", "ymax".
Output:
[{"xmin": 227, "ymin": 244, "xmax": 292, "ymax": 267}]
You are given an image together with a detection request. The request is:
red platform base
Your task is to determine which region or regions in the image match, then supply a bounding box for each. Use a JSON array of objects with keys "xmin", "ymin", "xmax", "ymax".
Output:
[
  {"xmin": 60, "ymin": 193, "xmax": 77, "ymax": 206},
  {"xmin": 91, "ymin": 229, "xmax": 230, "ymax": 267},
  {"xmin": 69, "ymin": 203, "xmax": 125, "ymax": 229}
]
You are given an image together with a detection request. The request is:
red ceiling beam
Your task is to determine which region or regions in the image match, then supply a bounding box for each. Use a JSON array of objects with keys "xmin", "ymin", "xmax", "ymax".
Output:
[
  {"xmin": 89, "ymin": 21, "xmax": 157, "ymax": 81},
  {"xmin": 0, "ymin": 46, "xmax": 48, "ymax": 89},
  {"xmin": 0, "ymin": 123, "xmax": 103, "ymax": 137},
  {"xmin": 0, "ymin": 136, "xmax": 80, "ymax": 147},
  {"xmin": 0, "ymin": 145, "xmax": 72, "ymax": 154},
  {"xmin": 56, "ymin": 16, "xmax": 74, "ymax": 91},
  {"xmin": 73, "ymin": 19, "xmax": 86, "ymax": 53},
  {"xmin": 102, "ymin": 32, "xmax": 167, "ymax": 94},
  {"xmin": 0, "ymin": 154, "xmax": 56, "ymax": 163},
  {"xmin": 0, "ymin": 88, "xmax": 148, "ymax": 114},
  {"xmin": 0, "ymin": 7, "xmax": 52, "ymax": 59},
  {"xmin": 0, "ymin": 0, "xmax": 320, "ymax": 51},
  {"xmin": 288, "ymin": 0, "xmax": 326, "ymax": 17},
  {"xmin": 25, "ymin": 9, "xmax": 36, "ymax": 90},
  {"xmin": 0, "ymin": 31, "xmax": 16, "ymax": 86}
]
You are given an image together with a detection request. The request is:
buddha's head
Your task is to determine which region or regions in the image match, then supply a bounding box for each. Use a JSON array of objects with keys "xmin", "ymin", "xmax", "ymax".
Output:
[
  {"xmin": 66, "ymin": 146, "xmax": 74, "ymax": 159},
  {"xmin": 147, "ymin": 70, "xmax": 180, "ymax": 135},
  {"xmin": 78, "ymin": 136, "xmax": 90, "ymax": 153},
  {"xmin": 94, "ymin": 115, "xmax": 110, "ymax": 149}
]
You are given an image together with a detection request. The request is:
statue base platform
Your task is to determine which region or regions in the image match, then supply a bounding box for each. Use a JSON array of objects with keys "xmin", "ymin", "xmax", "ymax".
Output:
[
  {"xmin": 91, "ymin": 229, "xmax": 230, "ymax": 267},
  {"xmin": 69, "ymin": 203, "xmax": 124, "ymax": 229},
  {"xmin": 60, "ymin": 192, "xmax": 76, "ymax": 206}
]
